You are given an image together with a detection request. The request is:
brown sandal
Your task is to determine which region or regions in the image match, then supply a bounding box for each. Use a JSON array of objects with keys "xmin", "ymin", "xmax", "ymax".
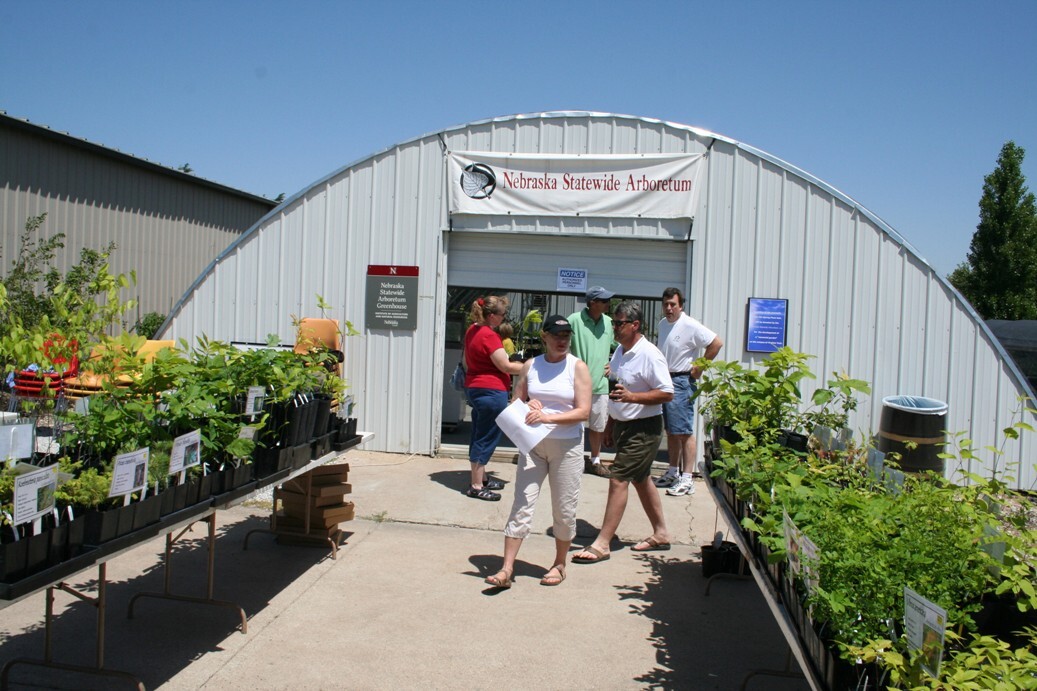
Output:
[
  {"xmin": 540, "ymin": 564, "xmax": 566, "ymax": 586},
  {"xmin": 632, "ymin": 535, "xmax": 671, "ymax": 552},
  {"xmin": 485, "ymin": 569, "xmax": 513, "ymax": 589}
]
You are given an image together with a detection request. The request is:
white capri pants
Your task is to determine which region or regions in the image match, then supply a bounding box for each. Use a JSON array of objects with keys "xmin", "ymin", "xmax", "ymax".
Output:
[{"xmin": 504, "ymin": 435, "xmax": 584, "ymax": 541}]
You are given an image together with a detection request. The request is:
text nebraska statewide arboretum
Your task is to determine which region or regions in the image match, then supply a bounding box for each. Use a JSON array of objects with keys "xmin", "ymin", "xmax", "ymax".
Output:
[{"xmin": 501, "ymin": 171, "xmax": 693, "ymax": 192}]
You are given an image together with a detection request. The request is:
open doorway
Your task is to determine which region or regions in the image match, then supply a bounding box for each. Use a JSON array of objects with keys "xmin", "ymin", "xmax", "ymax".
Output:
[{"xmin": 441, "ymin": 286, "xmax": 664, "ymax": 451}]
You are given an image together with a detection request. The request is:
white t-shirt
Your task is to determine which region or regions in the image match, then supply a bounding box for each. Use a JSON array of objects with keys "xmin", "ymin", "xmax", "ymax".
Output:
[
  {"xmin": 527, "ymin": 353, "xmax": 583, "ymax": 439},
  {"xmin": 657, "ymin": 312, "xmax": 717, "ymax": 373},
  {"xmin": 608, "ymin": 336, "xmax": 673, "ymax": 421}
]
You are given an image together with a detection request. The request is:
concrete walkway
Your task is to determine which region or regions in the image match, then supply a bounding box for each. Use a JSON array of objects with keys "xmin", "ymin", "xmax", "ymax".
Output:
[{"xmin": 0, "ymin": 449, "xmax": 808, "ymax": 690}]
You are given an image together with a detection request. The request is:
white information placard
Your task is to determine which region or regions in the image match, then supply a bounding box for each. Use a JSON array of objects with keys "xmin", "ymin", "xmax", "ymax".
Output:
[
  {"xmin": 0, "ymin": 423, "xmax": 35, "ymax": 461},
  {"xmin": 494, "ymin": 399, "xmax": 551, "ymax": 457},
  {"xmin": 783, "ymin": 510, "xmax": 820, "ymax": 595},
  {"xmin": 245, "ymin": 386, "xmax": 266, "ymax": 416},
  {"xmin": 13, "ymin": 464, "xmax": 58, "ymax": 525},
  {"xmin": 169, "ymin": 430, "xmax": 201, "ymax": 474},
  {"xmin": 109, "ymin": 448, "xmax": 149, "ymax": 498},
  {"xmin": 556, "ymin": 267, "xmax": 587, "ymax": 293},
  {"xmin": 904, "ymin": 587, "xmax": 947, "ymax": 678}
]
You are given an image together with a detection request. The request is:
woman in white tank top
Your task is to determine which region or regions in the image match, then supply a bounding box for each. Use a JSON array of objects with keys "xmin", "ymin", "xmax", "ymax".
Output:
[{"xmin": 484, "ymin": 315, "xmax": 591, "ymax": 589}]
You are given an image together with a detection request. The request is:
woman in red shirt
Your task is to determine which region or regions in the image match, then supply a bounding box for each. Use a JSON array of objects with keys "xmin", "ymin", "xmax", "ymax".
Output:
[{"xmin": 464, "ymin": 296, "xmax": 523, "ymax": 500}]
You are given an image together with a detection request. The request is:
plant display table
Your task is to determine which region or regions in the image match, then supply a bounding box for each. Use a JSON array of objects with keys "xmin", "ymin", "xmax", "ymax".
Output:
[{"xmin": 0, "ymin": 435, "xmax": 369, "ymax": 689}]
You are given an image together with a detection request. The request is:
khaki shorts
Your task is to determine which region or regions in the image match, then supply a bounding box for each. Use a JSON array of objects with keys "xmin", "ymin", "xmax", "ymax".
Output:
[
  {"xmin": 610, "ymin": 415, "xmax": 663, "ymax": 483},
  {"xmin": 587, "ymin": 394, "xmax": 609, "ymax": 433}
]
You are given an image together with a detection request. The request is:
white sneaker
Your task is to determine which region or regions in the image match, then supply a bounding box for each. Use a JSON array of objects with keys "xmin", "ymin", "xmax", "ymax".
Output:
[
  {"xmin": 666, "ymin": 475, "xmax": 695, "ymax": 496},
  {"xmin": 653, "ymin": 470, "xmax": 679, "ymax": 488}
]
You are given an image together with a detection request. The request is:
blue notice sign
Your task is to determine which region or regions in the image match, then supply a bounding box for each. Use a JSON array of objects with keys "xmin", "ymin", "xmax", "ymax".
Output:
[{"xmin": 745, "ymin": 298, "xmax": 788, "ymax": 353}]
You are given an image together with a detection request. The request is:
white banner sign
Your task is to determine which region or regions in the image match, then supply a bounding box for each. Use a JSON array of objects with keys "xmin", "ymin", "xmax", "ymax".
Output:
[{"xmin": 448, "ymin": 151, "xmax": 706, "ymax": 220}]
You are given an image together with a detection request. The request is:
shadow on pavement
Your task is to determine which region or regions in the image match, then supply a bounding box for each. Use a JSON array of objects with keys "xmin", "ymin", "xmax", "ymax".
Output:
[
  {"xmin": 0, "ymin": 512, "xmax": 332, "ymax": 690},
  {"xmin": 619, "ymin": 552, "xmax": 809, "ymax": 690}
]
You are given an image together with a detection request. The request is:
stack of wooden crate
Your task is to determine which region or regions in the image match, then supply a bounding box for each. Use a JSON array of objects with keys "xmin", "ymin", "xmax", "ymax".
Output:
[{"xmin": 274, "ymin": 462, "xmax": 354, "ymax": 550}]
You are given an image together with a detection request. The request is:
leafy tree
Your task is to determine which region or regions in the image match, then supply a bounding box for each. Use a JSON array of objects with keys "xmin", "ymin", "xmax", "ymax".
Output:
[
  {"xmin": 0, "ymin": 213, "xmax": 118, "ymax": 336},
  {"xmin": 0, "ymin": 213, "xmax": 65, "ymax": 332},
  {"xmin": 949, "ymin": 141, "xmax": 1037, "ymax": 319}
]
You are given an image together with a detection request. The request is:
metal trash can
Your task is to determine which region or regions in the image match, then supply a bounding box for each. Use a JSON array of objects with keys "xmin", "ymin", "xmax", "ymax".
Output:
[{"xmin": 876, "ymin": 395, "xmax": 948, "ymax": 474}]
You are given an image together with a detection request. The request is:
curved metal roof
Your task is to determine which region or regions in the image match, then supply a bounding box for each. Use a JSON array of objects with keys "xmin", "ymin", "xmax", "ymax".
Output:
[{"xmin": 162, "ymin": 111, "xmax": 1033, "ymax": 402}]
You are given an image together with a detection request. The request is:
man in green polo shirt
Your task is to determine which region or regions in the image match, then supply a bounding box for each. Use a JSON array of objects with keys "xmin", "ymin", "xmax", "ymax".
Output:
[{"xmin": 568, "ymin": 286, "xmax": 615, "ymax": 477}]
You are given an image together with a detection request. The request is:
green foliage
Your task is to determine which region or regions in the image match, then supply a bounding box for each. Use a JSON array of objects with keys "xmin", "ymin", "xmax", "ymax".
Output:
[
  {"xmin": 133, "ymin": 311, "xmax": 166, "ymax": 339},
  {"xmin": 695, "ymin": 347, "xmax": 870, "ymax": 443},
  {"xmin": 850, "ymin": 629, "xmax": 1037, "ymax": 689},
  {"xmin": 707, "ymin": 350, "xmax": 1037, "ymax": 687},
  {"xmin": 53, "ymin": 459, "xmax": 114, "ymax": 510},
  {"xmin": 0, "ymin": 213, "xmax": 64, "ymax": 334},
  {"xmin": 0, "ymin": 215, "xmax": 134, "ymax": 383},
  {"xmin": 949, "ymin": 141, "xmax": 1037, "ymax": 319},
  {"xmin": 0, "ymin": 213, "xmax": 123, "ymax": 345}
]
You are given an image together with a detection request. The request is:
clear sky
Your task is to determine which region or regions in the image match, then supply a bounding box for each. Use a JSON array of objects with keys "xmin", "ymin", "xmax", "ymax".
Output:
[{"xmin": 2, "ymin": 1, "xmax": 1034, "ymax": 277}]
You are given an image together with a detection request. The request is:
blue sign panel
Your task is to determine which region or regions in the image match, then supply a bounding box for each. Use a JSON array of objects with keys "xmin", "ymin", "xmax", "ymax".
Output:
[{"xmin": 745, "ymin": 298, "xmax": 788, "ymax": 353}]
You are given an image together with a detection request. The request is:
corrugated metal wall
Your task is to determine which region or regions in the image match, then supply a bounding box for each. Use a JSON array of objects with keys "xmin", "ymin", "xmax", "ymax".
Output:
[
  {"xmin": 163, "ymin": 112, "xmax": 1035, "ymax": 488},
  {"xmin": 0, "ymin": 117, "xmax": 274, "ymax": 322}
]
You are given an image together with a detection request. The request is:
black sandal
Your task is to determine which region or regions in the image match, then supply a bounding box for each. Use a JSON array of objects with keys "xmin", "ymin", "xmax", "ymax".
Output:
[
  {"xmin": 466, "ymin": 486, "xmax": 501, "ymax": 501},
  {"xmin": 483, "ymin": 477, "xmax": 504, "ymax": 490}
]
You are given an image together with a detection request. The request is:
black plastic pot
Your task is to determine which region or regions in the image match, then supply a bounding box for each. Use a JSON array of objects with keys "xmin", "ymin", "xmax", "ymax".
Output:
[
  {"xmin": 47, "ymin": 522, "xmax": 70, "ymax": 566},
  {"xmin": 291, "ymin": 442, "xmax": 312, "ymax": 469},
  {"xmin": 312, "ymin": 395, "xmax": 333, "ymax": 437},
  {"xmin": 173, "ymin": 482, "xmax": 190, "ymax": 511},
  {"xmin": 257, "ymin": 400, "xmax": 290, "ymax": 447},
  {"xmin": 311, "ymin": 432, "xmax": 333, "ymax": 460},
  {"xmin": 975, "ymin": 591, "xmax": 1037, "ymax": 646},
  {"xmin": 0, "ymin": 539, "xmax": 28, "ymax": 583},
  {"xmin": 701, "ymin": 541, "xmax": 742, "ymax": 578},
  {"xmin": 67, "ymin": 516, "xmax": 86, "ymax": 558},
  {"xmin": 159, "ymin": 486, "xmax": 176, "ymax": 516},
  {"xmin": 194, "ymin": 474, "xmax": 216, "ymax": 503},
  {"xmin": 24, "ymin": 532, "xmax": 49, "ymax": 575},
  {"xmin": 84, "ymin": 507, "xmax": 120, "ymax": 546},
  {"xmin": 132, "ymin": 495, "xmax": 163, "ymax": 530},
  {"xmin": 115, "ymin": 504, "xmax": 136, "ymax": 537},
  {"xmin": 185, "ymin": 479, "xmax": 200, "ymax": 507},
  {"xmin": 253, "ymin": 446, "xmax": 285, "ymax": 478},
  {"xmin": 777, "ymin": 429, "xmax": 809, "ymax": 453}
]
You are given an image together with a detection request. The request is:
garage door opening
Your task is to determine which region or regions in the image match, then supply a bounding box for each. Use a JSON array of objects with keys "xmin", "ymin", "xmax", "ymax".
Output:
[{"xmin": 441, "ymin": 285, "xmax": 664, "ymax": 453}]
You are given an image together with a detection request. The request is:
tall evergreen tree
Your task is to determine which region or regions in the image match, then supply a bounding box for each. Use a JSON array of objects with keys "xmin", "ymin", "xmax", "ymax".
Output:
[{"xmin": 949, "ymin": 141, "xmax": 1037, "ymax": 319}]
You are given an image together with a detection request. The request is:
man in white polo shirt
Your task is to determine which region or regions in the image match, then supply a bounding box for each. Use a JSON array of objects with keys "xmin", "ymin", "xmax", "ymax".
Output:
[
  {"xmin": 654, "ymin": 287, "xmax": 723, "ymax": 496},
  {"xmin": 572, "ymin": 301, "xmax": 674, "ymax": 564}
]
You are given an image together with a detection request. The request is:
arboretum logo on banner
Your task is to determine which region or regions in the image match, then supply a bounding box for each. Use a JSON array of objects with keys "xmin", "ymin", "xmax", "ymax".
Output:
[{"xmin": 447, "ymin": 151, "xmax": 706, "ymax": 220}]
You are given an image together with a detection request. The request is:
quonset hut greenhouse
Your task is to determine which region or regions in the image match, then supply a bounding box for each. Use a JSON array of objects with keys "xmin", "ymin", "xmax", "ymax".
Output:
[{"xmin": 160, "ymin": 112, "xmax": 1036, "ymax": 490}]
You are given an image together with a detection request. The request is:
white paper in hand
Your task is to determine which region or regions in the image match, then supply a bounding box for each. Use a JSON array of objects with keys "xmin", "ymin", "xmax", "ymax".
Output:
[{"xmin": 495, "ymin": 399, "xmax": 551, "ymax": 457}]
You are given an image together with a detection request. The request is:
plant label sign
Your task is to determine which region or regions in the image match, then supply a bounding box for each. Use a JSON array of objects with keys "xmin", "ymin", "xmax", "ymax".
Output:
[
  {"xmin": 783, "ymin": 510, "xmax": 819, "ymax": 595},
  {"xmin": 12, "ymin": 463, "xmax": 58, "ymax": 526},
  {"xmin": 365, "ymin": 265, "xmax": 418, "ymax": 331},
  {"xmin": 170, "ymin": 430, "xmax": 202, "ymax": 474},
  {"xmin": 245, "ymin": 386, "xmax": 266, "ymax": 417},
  {"xmin": 904, "ymin": 586, "xmax": 947, "ymax": 678},
  {"xmin": 109, "ymin": 448, "xmax": 149, "ymax": 498}
]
